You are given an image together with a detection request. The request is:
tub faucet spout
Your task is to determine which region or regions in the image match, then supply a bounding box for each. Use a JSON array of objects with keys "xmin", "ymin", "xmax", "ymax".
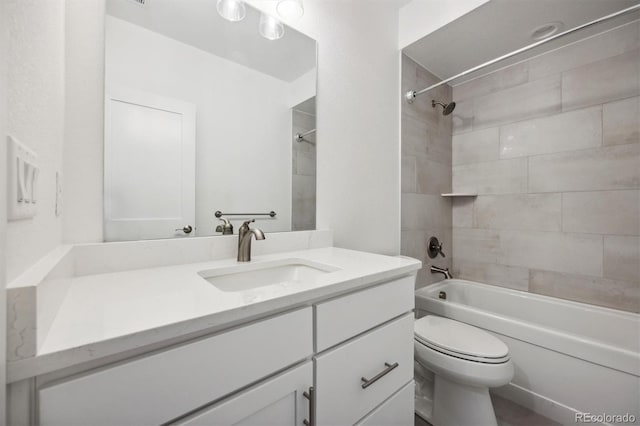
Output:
[{"xmin": 430, "ymin": 265, "xmax": 452, "ymax": 280}]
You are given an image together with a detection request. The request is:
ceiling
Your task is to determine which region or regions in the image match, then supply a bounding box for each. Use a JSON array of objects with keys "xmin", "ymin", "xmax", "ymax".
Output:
[
  {"xmin": 293, "ymin": 97, "xmax": 316, "ymax": 115},
  {"xmin": 403, "ymin": 0, "xmax": 640, "ymax": 85},
  {"xmin": 106, "ymin": 0, "xmax": 317, "ymax": 83}
]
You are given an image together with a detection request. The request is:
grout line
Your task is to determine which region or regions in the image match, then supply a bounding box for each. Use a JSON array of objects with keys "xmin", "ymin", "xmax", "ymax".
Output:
[
  {"xmin": 560, "ymin": 192, "xmax": 564, "ymax": 232},
  {"xmin": 600, "ymin": 104, "xmax": 604, "ymax": 147},
  {"xmin": 602, "ymin": 234, "xmax": 605, "ymax": 279}
]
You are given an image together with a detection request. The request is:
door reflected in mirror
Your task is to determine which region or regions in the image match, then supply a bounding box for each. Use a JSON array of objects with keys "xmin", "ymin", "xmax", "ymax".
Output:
[{"xmin": 104, "ymin": 0, "xmax": 317, "ymax": 242}]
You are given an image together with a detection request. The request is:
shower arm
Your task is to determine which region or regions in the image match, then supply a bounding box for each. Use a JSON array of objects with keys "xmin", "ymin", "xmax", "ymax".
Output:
[{"xmin": 405, "ymin": 3, "xmax": 640, "ymax": 103}]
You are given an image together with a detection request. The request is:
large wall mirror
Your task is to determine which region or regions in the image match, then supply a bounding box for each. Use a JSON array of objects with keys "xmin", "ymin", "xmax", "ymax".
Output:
[{"xmin": 104, "ymin": 0, "xmax": 317, "ymax": 242}]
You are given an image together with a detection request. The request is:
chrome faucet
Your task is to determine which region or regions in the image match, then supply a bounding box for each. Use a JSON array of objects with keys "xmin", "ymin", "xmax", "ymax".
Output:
[
  {"xmin": 215, "ymin": 216, "xmax": 234, "ymax": 235},
  {"xmin": 430, "ymin": 265, "xmax": 452, "ymax": 280},
  {"xmin": 237, "ymin": 219, "xmax": 265, "ymax": 262}
]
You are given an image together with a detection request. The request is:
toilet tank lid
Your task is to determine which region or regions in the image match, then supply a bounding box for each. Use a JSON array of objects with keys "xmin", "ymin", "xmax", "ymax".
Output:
[{"xmin": 414, "ymin": 316, "xmax": 509, "ymax": 359}]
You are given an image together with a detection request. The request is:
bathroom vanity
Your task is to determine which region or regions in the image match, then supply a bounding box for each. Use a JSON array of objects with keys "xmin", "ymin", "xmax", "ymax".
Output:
[{"xmin": 7, "ymin": 231, "xmax": 420, "ymax": 425}]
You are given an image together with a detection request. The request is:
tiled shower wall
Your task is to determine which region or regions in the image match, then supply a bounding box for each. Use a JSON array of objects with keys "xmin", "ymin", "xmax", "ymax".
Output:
[
  {"xmin": 450, "ymin": 21, "xmax": 639, "ymax": 312},
  {"xmin": 292, "ymin": 109, "xmax": 316, "ymax": 231},
  {"xmin": 401, "ymin": 55, "xmax": 453, "ymax": 287}
]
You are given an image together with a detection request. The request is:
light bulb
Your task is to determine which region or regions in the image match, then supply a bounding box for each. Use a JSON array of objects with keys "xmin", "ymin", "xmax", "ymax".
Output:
[
  {"xmin": 259, "ymin": 13, "xmax": 285, "ymax": 40},
  {"xmin": 217, "ymin": 0, "xmax": 246, "ymax": 22},
  {"xmin": 277, "ymin": 0, "xmax": 304, "ymax": 20}
]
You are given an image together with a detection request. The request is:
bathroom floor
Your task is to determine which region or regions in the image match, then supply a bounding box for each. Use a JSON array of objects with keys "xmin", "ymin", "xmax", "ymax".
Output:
[{"xmin": 414, "ymin": 394, "xmax": 562, "ymax": 426}]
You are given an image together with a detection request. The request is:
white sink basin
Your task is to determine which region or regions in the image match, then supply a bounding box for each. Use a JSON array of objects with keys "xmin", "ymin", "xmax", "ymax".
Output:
[{"xmin": 198, "ymin": 259, "xmax": 340, "ymax": 292}]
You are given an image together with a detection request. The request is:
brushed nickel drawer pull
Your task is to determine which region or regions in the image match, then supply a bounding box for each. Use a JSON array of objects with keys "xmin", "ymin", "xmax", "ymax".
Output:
[
  {"xmin": 303, "ymin": 386, "xmax": 315, "ymax": 426},
  {"xmin": 361, "ymin": 362, "xmax": 399, "ymax": 389}
]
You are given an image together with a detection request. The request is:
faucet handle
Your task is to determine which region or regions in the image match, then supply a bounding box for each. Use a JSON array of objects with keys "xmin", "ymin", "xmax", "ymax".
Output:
[
  {"xmin": 216, "ymin": 217, "xmax": 234, "ymax": 235},
  {"xmin": 241, "ymin": 219, "xmax": 256, "ymax": 228},
  {"xmin": 428, "ymin": 237, "xmax": 446, "ymax": 258}
]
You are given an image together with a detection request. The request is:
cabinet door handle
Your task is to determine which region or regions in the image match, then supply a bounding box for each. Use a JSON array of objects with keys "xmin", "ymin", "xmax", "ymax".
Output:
[
  {"xmin": 303, "ymin": 386, "xmax": 315, "ymax": 426},
  {"xmin": 361, "ymin": 362, "xmax": 399, "ymax": 389},
  {"xmin": 175, "ymin": 225, "xmax": 193, "ymax": 234}
]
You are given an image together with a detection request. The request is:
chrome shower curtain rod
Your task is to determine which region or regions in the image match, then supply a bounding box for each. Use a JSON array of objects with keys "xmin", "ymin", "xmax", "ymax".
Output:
[
  {"xmin": 405, "ymin": 4, "xmax": 640, "ymax": 103},
  {"xmin": 295, "ymin": 128, "xmax": 316, "ymax": 143}
]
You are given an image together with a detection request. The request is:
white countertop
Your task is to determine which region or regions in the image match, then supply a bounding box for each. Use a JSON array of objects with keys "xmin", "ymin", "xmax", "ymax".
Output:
[{"xmin": 9, "ymin": 247, "xmax": 419, "ymax": 381}]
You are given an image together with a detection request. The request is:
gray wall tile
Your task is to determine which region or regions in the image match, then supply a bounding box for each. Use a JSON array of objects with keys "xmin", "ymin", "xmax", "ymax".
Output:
[
  {"xmin": 452, "ymin": 127, "xmax": 499, "ymax": 165},
  {"xmin": 498, "ymin": 230, "xmax": 603, "ymax": 277},
  {"xmin": 453, "ymin": 158, "xmax": 528, "ymax": 194},
  {"xmin": 529, "ymin": 144, "xmax": 640, "ymax": 193},
  {"xmin": 451, "ymin": 99, "xmax": 473, "ymax": 135},
  {"xmin": 292, "ymin": 174, "xmax": 316, "ymax": 231},
  {"xmin": 452, "ymin": 259, "xmax": 529, "ymax": 291},
  {"xmin": 401, "ymin": 193, "xmax": 451, "ymax": 231},
  {"xmin": 528, "ymin": 20, "xmax": 640, "ymax": 81},
  {"xmin": 474, "ymin": 194, "xmax": 562, "ymax": 232},
  {"xmin": 452, "ymin": 197, "xmax": 474, "ymax": 228},
  {"xmin": 604, "ymin": 235, "xmax": 640, "ymax": 283},
  {"xmin": 401, "ymin": 156, "xmax": 416, "ymax": 193},
  {"xmin": 452, "ymin": 228, "xmax": 500, "ymax": 264},
  {"xmin": 416, "ymin": 156, "xmax": 452, "ymax": 194},
  {"xmin": 472, "ymin": 75, "xmax": 562, "ymax": 129},
  {"xmin": 401, "ymin": 56, "xmax": 453, "ymax": 287},
  {"xmin": 563, "ymin": 190, "xmax": 640, "ymax": 235},
  {"xmin": 603, "ymin": 96, "xmax": 639, "ymax": 146},
  {"xmin": 402, "ymin": 114, "xmax": 428, "ymax": 157},
  {"xmin": 452, "ymin": 62, "xmax": 529, "ymax": 102},
  {"xmin": 292, "ymin": 106, "xmax": 316, "ymax": 231},
  {"xmin": 530, "ymin": 269, "xmax": 639, "ymax": 313},
  {"xmin": 562, "ymin": 49, "xmax": 640, "ymax": 111},
  {"xmin": 448, "ymin": 24, "xmax": 638, "ymax": 311},
  {"xmin": 499, "ymin": 106, "xmax": 602, "ymax": 159}
]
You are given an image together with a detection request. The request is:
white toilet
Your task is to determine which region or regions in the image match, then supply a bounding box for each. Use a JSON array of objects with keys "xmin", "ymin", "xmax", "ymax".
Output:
[{"xmin": 414, "ymin": 316, "xmax": 514, "ymax": 426}]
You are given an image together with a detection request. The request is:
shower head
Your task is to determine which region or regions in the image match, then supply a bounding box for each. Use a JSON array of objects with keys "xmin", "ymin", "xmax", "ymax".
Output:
[{"xmin": 432, "ymin": 100, "xmax": 456, "ymax": 116}]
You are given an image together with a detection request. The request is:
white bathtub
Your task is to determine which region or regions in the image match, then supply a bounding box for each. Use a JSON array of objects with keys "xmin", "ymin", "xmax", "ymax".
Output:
[{"xmin": 415, "ymin": 279, "xmax": 640, "ymax": 426}]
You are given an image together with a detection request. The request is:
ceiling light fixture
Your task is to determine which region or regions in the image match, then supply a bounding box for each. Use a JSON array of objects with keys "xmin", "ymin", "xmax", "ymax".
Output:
[
  {"xmin": 259, "ymin": 13, "xmax": 285, "ymax": 40},
  {"xmin": 530, "ymin": 21, "xmax": 565, "ymax": 41},
  {"xmin": 217, "ymin": 0, "xmax": 246, "ymax": 22},
  {"xmin": 276, "ymin": 0, "xmax": 304, "ymax": 20}
]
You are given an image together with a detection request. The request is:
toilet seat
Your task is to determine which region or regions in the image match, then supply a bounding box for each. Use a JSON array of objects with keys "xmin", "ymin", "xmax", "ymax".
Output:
[{"xmin": 414, "ymin": 316, "xmax": 510, "ymax": 364}]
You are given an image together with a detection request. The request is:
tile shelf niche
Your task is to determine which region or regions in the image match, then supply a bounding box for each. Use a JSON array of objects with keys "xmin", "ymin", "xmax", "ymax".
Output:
[{"xmin": 441, "ymin": 193, "xmax": 478, "ymax": 197}]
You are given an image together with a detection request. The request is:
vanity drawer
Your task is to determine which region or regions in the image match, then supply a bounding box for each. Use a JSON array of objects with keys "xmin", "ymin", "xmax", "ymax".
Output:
[
  {"xmin": 314, "ymin": 313, "xmax": 414, "ymax": 426},
  {"xmin": 38, "ymin": 308, "xmax": 313, "ymax": 426},
  {"xmin": 315, "ymin": 275, "xmax": 414, "ymax": 351},
  {"xmin": 355, "ymin": 380, "xmax": 414, "ymax": 426}
]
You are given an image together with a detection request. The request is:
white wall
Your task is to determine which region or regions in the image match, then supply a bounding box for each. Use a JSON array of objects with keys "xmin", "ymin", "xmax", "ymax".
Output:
[
  {"xmin": 5, "ymin": 0, "xmax": 66, "ymax": 282},
  {"xmin": 63, "ymin": 0, "xmax": 105, "ymax": 244},
  {"xmin": 398, "ymin": 0, "xmax": 490, "ymax": 48},
  {"xmin": 61, "ymin": 0, "xmax": 478, "ymax": 255},
  {"xmin": 0, "ymin": 0, "xmax": 8, "ymax": 420},
  {"xmin": 288, "ymin": 68, "xmax": 317, "ymax": 109},
  {"xmin": 248, "ymin": 0, "xmax": 404, "ymax": 255},
  {"xmin": 106, "ymin": 16, "xmax": 293, "ymax": 235}
]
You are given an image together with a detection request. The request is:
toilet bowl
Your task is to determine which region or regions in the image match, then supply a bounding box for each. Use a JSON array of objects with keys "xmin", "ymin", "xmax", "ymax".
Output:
[{"xmin": 414, "ymin": 315, "xmax": 514, "ymax": 426}]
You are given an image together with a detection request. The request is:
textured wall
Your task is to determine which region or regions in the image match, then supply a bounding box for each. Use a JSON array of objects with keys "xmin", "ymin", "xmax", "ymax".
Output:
[
  {"xmin": 0, "ymin": 0, "xmax": 8, "ymax": 419},
  {"xmin": 401, "ymin": 55, "xmax": 453, "ymax": 287},
  {"xmin": 5, "ymin": 0, "xmax": 66, "ymax": 282},
  {"xmin": 63, "ymin": 0, "xmax": 105, "ymax": 244},
  {"xmin": 450, "ymin": 22, "xmax": 640, "ymax": 312},
  {"xmin": 292, "ymin": 109, "xmax": 316, "ymax": 231},
  {"xmin": 247, "ymin": 0, "xmax": 402, "ymax": 255}
]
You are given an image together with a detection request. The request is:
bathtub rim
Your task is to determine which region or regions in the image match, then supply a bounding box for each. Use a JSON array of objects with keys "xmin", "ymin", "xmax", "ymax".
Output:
[{"xmin": 415, "ymin": 279, "xmax": 640, "ymax": 377}]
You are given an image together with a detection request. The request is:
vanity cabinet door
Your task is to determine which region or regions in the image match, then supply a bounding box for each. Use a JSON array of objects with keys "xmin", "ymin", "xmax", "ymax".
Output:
[
  {"xmin": 176, "ymin": 362, "xmax": 313, "ymax": 426},
  {"xmin": 355, "ymin": 381, "xmax": 414, "ymax": 426},
  {"xmin": 314, "ymin": 314, "xmax": 414, "ymax": 426}
]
